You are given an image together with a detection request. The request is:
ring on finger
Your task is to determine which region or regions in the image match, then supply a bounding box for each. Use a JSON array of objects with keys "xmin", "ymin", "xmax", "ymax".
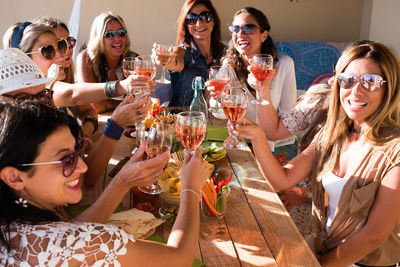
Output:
[{"xmin": 136, "ymin": 110, "xmax": 141, "ymax": 116}]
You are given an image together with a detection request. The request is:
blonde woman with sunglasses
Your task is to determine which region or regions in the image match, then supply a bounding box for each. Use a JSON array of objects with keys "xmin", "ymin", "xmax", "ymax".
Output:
[
  {"xmin": 36, "ymin": 17, "xmax": 98, "ymax": 144},
  {"xmin": 234, "ymin": 41, "xmax": 400, "ymax": 266},
  {"xmin": 76, "ymin": 11, "xmax": 138, "ymax": 113}
]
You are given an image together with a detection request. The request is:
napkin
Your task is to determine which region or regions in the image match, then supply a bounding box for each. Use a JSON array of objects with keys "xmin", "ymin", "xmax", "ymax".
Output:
[
  {"xmin": 205, "ymin": 126, "xmax": 229, "ymax": 142},
  {"xmin": 146, "ymin": 234, "xmax": 205, "ymax": 267}
]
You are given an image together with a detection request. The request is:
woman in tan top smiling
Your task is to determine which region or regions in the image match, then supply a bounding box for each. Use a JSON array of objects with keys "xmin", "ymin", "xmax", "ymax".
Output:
[{"xmin": 234, "ymin": 41, "xmax": 400, "ymax": 266}]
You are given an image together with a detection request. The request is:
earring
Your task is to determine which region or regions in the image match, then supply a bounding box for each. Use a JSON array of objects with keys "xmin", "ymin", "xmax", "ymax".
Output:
[{"xmin": 15, "ymin": 197, "xmax": 28, "ymax": 208}]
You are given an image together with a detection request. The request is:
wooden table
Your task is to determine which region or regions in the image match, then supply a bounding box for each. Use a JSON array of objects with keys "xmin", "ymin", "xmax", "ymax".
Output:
[{"xmin": 85, "ymin": 111, "xmax": 320, "ymax": 267}]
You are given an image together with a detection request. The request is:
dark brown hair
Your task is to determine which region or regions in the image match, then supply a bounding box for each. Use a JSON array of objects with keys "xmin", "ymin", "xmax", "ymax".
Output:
[
  {"xmin": 176, "ymin": 0, "xmax": 224, "ymax": 60},
  {"xmin": 224, "ymin": 7, "xmax": 278, "ymax": 84}
]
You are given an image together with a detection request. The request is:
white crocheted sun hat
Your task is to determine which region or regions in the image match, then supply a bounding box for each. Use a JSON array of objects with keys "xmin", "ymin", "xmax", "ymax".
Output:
[{"xmin": 0, "ymin": 48, "xmax": 56, "ymax": 95}]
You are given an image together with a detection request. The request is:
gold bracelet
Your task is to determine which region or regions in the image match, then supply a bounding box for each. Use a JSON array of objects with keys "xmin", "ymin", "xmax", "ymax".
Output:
[{"xmin": 180, "ymin": 189, "xmax": 201, "ymax": 202}]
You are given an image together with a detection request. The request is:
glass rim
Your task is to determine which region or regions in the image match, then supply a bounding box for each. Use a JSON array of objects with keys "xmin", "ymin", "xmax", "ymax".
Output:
[{"xmin": 177, "ymin": 111, "xmax": 205, "ymax": 117}]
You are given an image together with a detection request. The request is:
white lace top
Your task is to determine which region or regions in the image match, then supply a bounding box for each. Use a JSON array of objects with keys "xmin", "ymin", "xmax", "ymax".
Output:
[{"xmin": 0, "ymin": 221, "xmax": 135, "ymax": 266}]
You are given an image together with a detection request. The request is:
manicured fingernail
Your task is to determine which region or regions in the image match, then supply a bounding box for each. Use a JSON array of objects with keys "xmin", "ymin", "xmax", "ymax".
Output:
[{"xmin": 233, "ymin": 130, "xmax": 238, "ymax": 135}]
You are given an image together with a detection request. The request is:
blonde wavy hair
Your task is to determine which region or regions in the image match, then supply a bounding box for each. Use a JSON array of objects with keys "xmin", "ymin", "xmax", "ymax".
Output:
[
  {"xmin": 86, "ymin": 11, "xmax": 131, "ymax": 82},
  {"xmin": 311, "ymin": 41, "xmax": 400, "ymax": 183}
]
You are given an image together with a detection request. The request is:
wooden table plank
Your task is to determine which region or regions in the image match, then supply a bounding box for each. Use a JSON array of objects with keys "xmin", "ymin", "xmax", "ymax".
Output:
[{"xmin": 208, "ymin": 114, "xmax": 320, "ymax": 266}]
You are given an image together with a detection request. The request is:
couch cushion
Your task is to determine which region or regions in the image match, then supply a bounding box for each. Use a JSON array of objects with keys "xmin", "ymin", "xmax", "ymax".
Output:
[{"xmin": 276, "ymin": 41, "xmax": 343, "ymax": 90}]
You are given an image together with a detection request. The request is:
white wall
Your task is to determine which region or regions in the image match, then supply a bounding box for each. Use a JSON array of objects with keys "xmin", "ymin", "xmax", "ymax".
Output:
[
  {"xmin": 368, "ymin": 0, "xmax": 400, "ymax": 56},
  {"xmin": 1, "ymin": 0, "xmax": 364, "ymax": 56}
]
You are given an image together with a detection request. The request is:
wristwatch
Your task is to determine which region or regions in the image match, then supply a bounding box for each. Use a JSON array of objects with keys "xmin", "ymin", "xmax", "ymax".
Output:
[{"xmin": 82, "ymin": 116, "xmax": 98, "ymax": 134}]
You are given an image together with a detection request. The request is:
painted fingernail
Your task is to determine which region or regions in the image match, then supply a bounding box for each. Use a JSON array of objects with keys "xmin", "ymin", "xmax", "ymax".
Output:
[{"xmin": 233, "ymin": 130, "xmax": 238, "ymax": 135}]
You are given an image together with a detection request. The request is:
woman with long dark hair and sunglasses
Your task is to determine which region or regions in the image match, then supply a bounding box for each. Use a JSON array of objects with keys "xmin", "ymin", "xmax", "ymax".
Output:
[
  {"xmin": 0, "ymin": 100, "xmax": 211, "ymax": 266},
  {"xmin": 221, "ymin": 7, "xmax": 296, "ymax": 127},
  {"xmin": 77, "ymin": 11, "xmax": 138, "ymax": 113},
  {"xmin": 234, "ymin": 41, "xmax": 400, "ymax": 266},
  {"xmin": 152, "ymin": 0, "xmax": 224, "ymax": 106}
]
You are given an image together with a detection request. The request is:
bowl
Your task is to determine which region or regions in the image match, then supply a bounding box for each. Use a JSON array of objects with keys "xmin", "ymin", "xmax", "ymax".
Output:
[{"xmin": 159, "ymin": 206, "xmax": 179, "ymax": 225}]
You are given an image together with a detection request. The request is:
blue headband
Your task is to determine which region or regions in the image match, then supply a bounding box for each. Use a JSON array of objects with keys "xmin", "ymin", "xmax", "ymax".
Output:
[{"xmin": 11, "ymin": 22, "xmax": 32, "ymax": 49}]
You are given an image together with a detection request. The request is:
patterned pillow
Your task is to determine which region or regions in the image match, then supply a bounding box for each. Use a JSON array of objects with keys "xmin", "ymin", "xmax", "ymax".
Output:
[{"xmin": 276, "ymin": 41, "xmax": 342, "ymax": 90}]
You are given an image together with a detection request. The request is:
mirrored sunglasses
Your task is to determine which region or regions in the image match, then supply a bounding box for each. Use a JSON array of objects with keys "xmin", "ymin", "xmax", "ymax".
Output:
[
  {"xmin": 337, "ymin": 73, "xmax": 386, "ymax": 91},
  {"xmin": 186, "ymin": 11, "xmax": 213, "ymax": 25},
  {"xmin": 26, "ymin": 39, "xmax": 69, "ymax": 60},
  {"xmin": 19, "ymin": 140, "xmax": 85, "ymax": 177},
  {"xmin": 4, "ymin": 89, "xmax": 54, "ymax": 105},
  {"xmin": 67, "ymin": 36, "xmax": 76, "ymax": 49},
  {"xmin": 104, "ymin": 29, "xmax": 127, "ymax": 40},
  {"xmin": 228, "ymin": 24, "xmax": 265, "ymax": 35}
]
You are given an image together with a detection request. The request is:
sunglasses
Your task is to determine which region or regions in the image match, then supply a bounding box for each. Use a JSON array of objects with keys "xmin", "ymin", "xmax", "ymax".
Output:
[
  {"xmin": 104, "ymin": 29, "xmax": 127, "ymax": 40},
  {"xmin": 20, "ymin": 141, "xmax": 85, "ymax": 177},
  {"xmin": 186, "ymin": 11, "xmax": 213, "ymax": 25},
  {"xmin": 4, "ymin": 89, "xmax": 54, "ymax": 105},
  {"xmin": 337, "ymin": 73, "xmax": 386, "ymax": 91},
  {"xmin": 67, "ymin": 36, "xmax": 76, "ymax": 49},
  {"xmin": 26, "ymin": 39, "xmax": 69, "ymax": 60},
  {"xmin": 228, "ymin": 24, "xmax": 265, "ymax": 35}
]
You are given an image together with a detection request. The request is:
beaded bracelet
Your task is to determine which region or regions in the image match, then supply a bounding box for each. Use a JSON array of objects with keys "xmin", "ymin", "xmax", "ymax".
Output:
[
  {"xmin": 180, "ymin": 189, "xmax": 201, "ymax": 202},
  {"xmin": 103, "ymin": 118, "xmax": 124, "ymax": 140},
  {"xmin": 104, "ymin": 81, "xmax": 119, "ymax": 98}
]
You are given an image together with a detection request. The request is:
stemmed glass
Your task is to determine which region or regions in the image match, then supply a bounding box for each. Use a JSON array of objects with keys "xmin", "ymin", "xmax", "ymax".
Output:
[
  {"xmin": 128, "ymin": 82, "xmax": 150, "ymax": 103},
  {"xmin": 154, "ymin": 44, "xmax": 174, "ymax": 84},
  {"xmin": 122, "ymin": 57, "xmax": 136, "ymax": 78},
  {"xmin": 207, "ymin": 66, "xmax": 231, "ymax": 114},
  {"xmin": 221, "ymin": 86, "xmax": 248, "ymax": 149},
  {"xmin": 138, "ymin": 123, "xmax": 173, "ymax": 194},
  {"xmin": 249, "ymin": 54, "xmax": 273, "ymax": 105},
  {"xmin": 176, "ymin": 111, "xmax": 207, "ymax": 152},
  {"xmin": 135, "ymin": 55, "xmax": 157, "ymax": 81}
]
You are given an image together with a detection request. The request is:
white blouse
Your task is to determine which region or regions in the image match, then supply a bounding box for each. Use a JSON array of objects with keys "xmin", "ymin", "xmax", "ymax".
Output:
[{"xmin": 0, "ymin": 221, "xmax": 135, "ymax": 266}]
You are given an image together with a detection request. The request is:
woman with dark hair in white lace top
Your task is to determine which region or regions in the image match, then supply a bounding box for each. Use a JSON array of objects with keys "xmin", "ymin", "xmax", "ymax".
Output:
[{"xmin": 0, "ymin": 101, "xmax": 210, "ymax": 266}]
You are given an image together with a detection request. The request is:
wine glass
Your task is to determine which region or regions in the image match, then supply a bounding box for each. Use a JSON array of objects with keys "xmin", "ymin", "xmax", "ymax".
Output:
[
  {"xmin": 249, "ymin": 54, "xmax": 273, "ymax": 105},
  {"xmin": 221, "ymin": 86, "xmax": 248, "ymax": 149},
  {"xmin": 154, "ymin": 44, "xmax": 174, "ymax": 84},
  {"xmin": 207, "ymin": 66, "xmax": 231, "ymax": 114},
  {"xmin": 128, "ymin": 82, "xmax": 151, "ymax": 103},
  {"xmin": 122, "ymin": 57, "xmax": 136, "ymax": 78},
  {"xmin": 176, "ymin": 111, "xmax": 207, "ymax": 153},
  {"xmin": 135, "ymin": 55, "xmax": 157, "ymax": 80},
  {"xmin": 138, "ymin": 122, "xmax": 173, "ymax": 194}
]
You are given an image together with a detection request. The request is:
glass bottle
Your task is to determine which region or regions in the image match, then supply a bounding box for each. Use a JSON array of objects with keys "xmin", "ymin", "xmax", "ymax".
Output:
[{"xmin": 190, "ymin": 76, "xmax": 208, "ymax": 122}]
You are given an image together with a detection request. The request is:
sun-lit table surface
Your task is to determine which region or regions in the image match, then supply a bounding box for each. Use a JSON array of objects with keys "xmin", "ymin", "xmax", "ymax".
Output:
[{"xmin": 84, "ymin": 109, "xmax": 320, "ymax": 267}]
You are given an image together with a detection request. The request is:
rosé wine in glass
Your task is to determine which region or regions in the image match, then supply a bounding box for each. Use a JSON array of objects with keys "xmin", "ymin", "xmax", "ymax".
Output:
[
  {"xmin": 122, "ymin": 57, "xmax": 136, "ymax": 78},
  {"xmin": 249, "ymin": 66, "xmax": 273, "ymax": 82},
  {"xmin": 221, "ymin": 86, "xmax": 248, "ymax": 149},
  {"xmin": 135, "ymin": 55, "xmax": 157, "ymax": 80},
  {"xmin": 138, "ymin": 123, "xmax": 172, "ymax": 195},
  {"xmin": 208, "ymin": 66, "xmax": 231, "ymax": 114},
  {"xmin": 176, "ymin": 111, "xmax": 206, "ymax": 152},
  {"xmin": 250, "ymin": 54, "xmax": 273, "ymax": 105},
  {"xmin": 221, "ymin": 103, "xmax": 247, "ymax": 122},
  {"xmin": 154, "ymin": 44, "xmax": 174, "ymax": 84}
]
